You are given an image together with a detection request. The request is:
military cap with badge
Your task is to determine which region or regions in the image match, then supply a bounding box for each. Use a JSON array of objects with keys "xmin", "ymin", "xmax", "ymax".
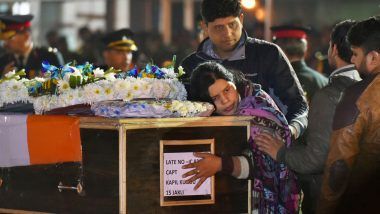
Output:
[
  {"xmin": 0, "ymin": 14, "xmax": 33, "ymax": 40},
  {"xmin": 0, "ymin": 14, "xmax": 64, "ymax": 79},
  {"xmin": 102, "ymin": 28, "xmax": 138, "ymax": 52}
]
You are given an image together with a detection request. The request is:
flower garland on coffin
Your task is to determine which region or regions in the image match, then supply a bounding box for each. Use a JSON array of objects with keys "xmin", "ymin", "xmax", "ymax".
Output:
[
  {"xmin": 0, "ymin": 70, "xmax": 31, "ymax": 108},
  {"xmin": 0, "ymin": 61, "xmax": 188, "ymax": 114}
]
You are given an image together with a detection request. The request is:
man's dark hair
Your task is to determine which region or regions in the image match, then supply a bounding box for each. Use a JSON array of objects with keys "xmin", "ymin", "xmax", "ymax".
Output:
[
  {"xmin": 190, "ymin": 61, "xmax": 250, "ymax": 102},
  {"xmin": 331, "ymin": 20, "xmax": 356, "ymax": 63},
  {"xmin": 273, "ymin": 38, "xmax": 307, "ymax": 59},
  {"xmin": 348, "ymin": 16, "xmax": 380, "ymax": 54},
  {"xmin": 201, "ymin": 0, "xmax": 242, "ymax": 23}
]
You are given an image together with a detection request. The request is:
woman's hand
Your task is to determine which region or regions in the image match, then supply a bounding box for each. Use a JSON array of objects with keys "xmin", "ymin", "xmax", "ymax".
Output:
[
  {"xmin": 255, "ymin": 132, "xmax": 284, "ymax": 160},
  {"xmin": 182, "ymin": 153, "xmax": 221, "ymax": 190}
]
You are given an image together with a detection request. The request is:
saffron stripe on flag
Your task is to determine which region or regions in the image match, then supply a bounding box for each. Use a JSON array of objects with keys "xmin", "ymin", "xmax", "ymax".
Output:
[{"xmin": 27, "ymin": 115, "xmax": 82, "ymax": 165}]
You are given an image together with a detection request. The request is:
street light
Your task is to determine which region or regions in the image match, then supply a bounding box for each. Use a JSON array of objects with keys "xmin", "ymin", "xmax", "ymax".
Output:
[{"xmin": 241, "ymin": 0, "xmax": 256, "ymax": 9}]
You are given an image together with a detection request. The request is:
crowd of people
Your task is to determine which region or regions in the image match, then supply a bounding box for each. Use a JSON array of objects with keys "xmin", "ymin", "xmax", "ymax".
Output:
[{"xmin": 0, "ymin": 0, "xmax": 379, "ymax": 213}]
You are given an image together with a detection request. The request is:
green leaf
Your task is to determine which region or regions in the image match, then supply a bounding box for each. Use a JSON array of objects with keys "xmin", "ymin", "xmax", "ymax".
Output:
[{"xmin": 69, "ymin": 75, "xmax": 77, "ymax": 88}]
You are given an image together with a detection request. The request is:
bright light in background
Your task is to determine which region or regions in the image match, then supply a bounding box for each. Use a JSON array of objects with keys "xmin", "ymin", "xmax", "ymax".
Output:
[
  {"xmin": 255, "ymin": 7, "xmax": 265, "ymax": 22},
  {"xmin": 12, "ymin": 2, "xmax": 31, "ymax": 15},
  {"xmin": 241, "ymin": 0, "xmax": 256, "ymax": 9}
]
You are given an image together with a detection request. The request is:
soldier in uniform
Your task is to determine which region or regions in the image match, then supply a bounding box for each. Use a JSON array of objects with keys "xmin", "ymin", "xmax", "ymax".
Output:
[
  {"xmin": 101, "ymin": 28, "xmax": 138, "ymax": 76},
  {"xmin": 271, "ymin": 25, "xmax": 328, "ymax": 102},
  {"xmin": 0, "ymin": 14, "xmax": 64, "ymax": 79}
]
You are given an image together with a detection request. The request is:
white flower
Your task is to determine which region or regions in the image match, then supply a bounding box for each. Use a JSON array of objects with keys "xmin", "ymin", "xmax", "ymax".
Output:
[
  {"xmin": 4, "ymin": 70, "xmax": 16, "ymax": 78},
  {"xmin": 152, "ymin": 80, "xmax": 170, "ymax": 99},
  {"xmin": 57, "ymin": 80, "xmax": 71, "ymax": 93},
  {"xmin": 113, "ymin": 79, "xmax": 132, "ymax": 100},
  {"xmin": 0, "ymin": 79, "xmax": 30, "ymax": 107},
  {"xmin": 138, "ymin": 80, "xmax": 153, "ymax": 98},
  {"xmin": 34, "ymin": 77, "xmax": 46, "ymax": 82},
  {"xmin": 130, "ymin": 80, "xmax": 143, "ymax": 97},
  {"xmin": 34, "ymin": 95, "xmax": 59, "ymax": 114},
  {"xmin": 104, "ymin": 72, "xmax": 116, "ymax": 81},
  {"xmin": 0, "ymin": 63, "xmax": 191, "ymax": 113},
  {"xmin": 93, "ymin": 68, "xmax": 105, "ymax": 78},
  {"xmin": 83, "ymin": 83, "xmax": 106, "ymax": 103},
  {"xmin": 160, "ymin": 67, "xmax": 176, "ymax": 79},
  {"xmin": 167, "ymin": 79, "xmax": 187, "ymax": 100}
]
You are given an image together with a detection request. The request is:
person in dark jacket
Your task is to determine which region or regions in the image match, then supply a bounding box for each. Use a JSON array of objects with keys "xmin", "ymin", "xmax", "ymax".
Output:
[
  {"xmin": 318, "ymin": 16, "xmax": 380, "ymax": 214},
  {"xmin": 0, "ymin": 15, "xmax": 63, "ymax": 79},
  {"xmin": 271, "ymin": 25, "xmax": 328, "ymax": 102},
  {"xmin": 255, "ymin": 20, "xmax": 361, "ymax": 214},
  {"xmin": 180, "ymin": 0, "xmax": 308, "ymax": 139}
]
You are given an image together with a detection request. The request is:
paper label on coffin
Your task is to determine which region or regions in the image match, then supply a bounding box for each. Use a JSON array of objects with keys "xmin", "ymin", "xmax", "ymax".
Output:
[{"xmin": 163, "ymin": 152, "xmax": 211, "ymax": 196}]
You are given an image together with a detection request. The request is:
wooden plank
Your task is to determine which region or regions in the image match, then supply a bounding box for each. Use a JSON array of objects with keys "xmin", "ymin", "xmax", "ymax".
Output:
[
  {"xmin": 119, "ymin": 126, "xmax": 127, "ymax": 214},
  {"xmin": 0, "ymin": 208, "xmax": 51, "ymax": 214},
  {"xmin": 80, "ymin": 116, "xmax": 252, "ymax": 125},
  {"xmin": 80, "ymin": 116, "xmax": 252, "ymax": 130}
]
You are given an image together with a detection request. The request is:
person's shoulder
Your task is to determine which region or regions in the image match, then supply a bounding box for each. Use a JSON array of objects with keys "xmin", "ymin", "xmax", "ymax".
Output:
[
  {"xmin": 246, "ymin": 37, "xmax": 280, "ymax": 51},
  {"xmin": 180, "ymin": 51, "xmax": 206, "ymax": 74},
  {"xmin": 297, "ymin": 64, "xmax": 326, "ymax": 82},
  {"xmin": 181, "ymin": 52, "xmax": 198, "ymax": 64},
  {"xmin": 360, "ymin": 74, "xmax": 380, "ymax": 103}
]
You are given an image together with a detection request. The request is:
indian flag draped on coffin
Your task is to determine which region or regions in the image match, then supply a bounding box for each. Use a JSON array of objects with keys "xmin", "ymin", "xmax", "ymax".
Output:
[{"xmin": 0, "ymin": 114, "xmax": 81, "ymax": 167}]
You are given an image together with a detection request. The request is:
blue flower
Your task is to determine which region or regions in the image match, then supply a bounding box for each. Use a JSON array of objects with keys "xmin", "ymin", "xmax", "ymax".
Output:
[
  {"xmin": 41, "ymin": 61, "xmax": 58, "ymax": 76},
  {"xmin": 128, "ymin": 67, "xmax": 138, "ymax": 77},
  {"xmin": 60, "ymin": 63, "xmax": 75, "ymax": 78}
]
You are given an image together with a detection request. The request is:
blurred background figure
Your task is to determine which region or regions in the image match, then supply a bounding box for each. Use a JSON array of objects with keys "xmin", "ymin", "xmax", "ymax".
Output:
[
  {"xmin": 46, "ymin": 30, "xmax": 84, "ymax": 64},
  {"xmin": 45, "ymin": 29, "xmax": 59, "ymax": 49},
  {"xmin": 271, "ymin": 25, "xmax": 328, "ymax": 103},
  {"xmin": 77, "ymin": 26, "xmax": 102, "ymax": 64},
  {"xmin": 56, "ymin": 36, "xmax": 84, "ymax": 64},
  {"xmin": 195, "ymin": 14, "xmax": 208, "ymax": 43},
  {"xmin": 0, "ymin": 14, "xmax": 63, "ymax": 78},
  {"xmin": 101, "ymin": 28, "xmax": 138, "ymax": 75},
  {"xmin": 140, "ymin": 32, "xmax": 173, "ymax": 67}
]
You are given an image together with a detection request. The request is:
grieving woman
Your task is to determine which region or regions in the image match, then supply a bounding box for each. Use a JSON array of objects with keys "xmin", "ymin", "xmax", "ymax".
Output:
[{"xmin": 182, "ymin": 62, "xmax": 300, "ymax": 213}]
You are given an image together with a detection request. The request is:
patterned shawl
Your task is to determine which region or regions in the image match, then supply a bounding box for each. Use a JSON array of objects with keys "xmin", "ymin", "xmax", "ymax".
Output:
[{"xmin": 238, "ymin": 85, "xmax": 300, "ymax": 214}]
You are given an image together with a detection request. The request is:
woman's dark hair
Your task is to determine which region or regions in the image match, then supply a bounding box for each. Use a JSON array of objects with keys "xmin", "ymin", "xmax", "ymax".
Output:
[
  {"xmin": 190, "ymin": 61, "xmax": 251, "ymax": 102},
  {"xmin": 331, "ymin": 20, "xmax": 357, "ymax": 63},
  {"xmin": 201, "ymin": 0, "xmax": 242, "ymax": 24},
  {"xmin": 348, "ymin": 16, "xmax": 380, "ymax": 54}
]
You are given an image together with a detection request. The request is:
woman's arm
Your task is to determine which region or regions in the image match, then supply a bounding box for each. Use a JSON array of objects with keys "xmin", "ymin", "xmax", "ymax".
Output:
[{"xmin": 182, "ymin": 152, "xmax": 252, "ymax": 190}]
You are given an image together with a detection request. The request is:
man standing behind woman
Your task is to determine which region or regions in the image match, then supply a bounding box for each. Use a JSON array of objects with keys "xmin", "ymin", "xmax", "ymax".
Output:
[
  {"xmin": 181, "ymin": 0, "xmax": 308, "ymax": 140},
  {"xmin": 255, "ymin": 20, "xmax": 361, "ymax": 214}
]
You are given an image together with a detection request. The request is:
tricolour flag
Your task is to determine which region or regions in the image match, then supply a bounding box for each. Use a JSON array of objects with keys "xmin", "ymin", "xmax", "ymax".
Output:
[{"xmin": 0, "ymin": 114, "xmax": 82, "ymax": 167}]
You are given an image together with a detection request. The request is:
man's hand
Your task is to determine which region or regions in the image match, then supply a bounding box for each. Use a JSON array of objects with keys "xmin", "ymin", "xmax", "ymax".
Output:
[
  {"xmin": 182, "ymin": 153, "xmax": 221, "ymax": 190},
  {"xmin": 255, "ymin": 132, "xmax": 284, "ymax": 160}
]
